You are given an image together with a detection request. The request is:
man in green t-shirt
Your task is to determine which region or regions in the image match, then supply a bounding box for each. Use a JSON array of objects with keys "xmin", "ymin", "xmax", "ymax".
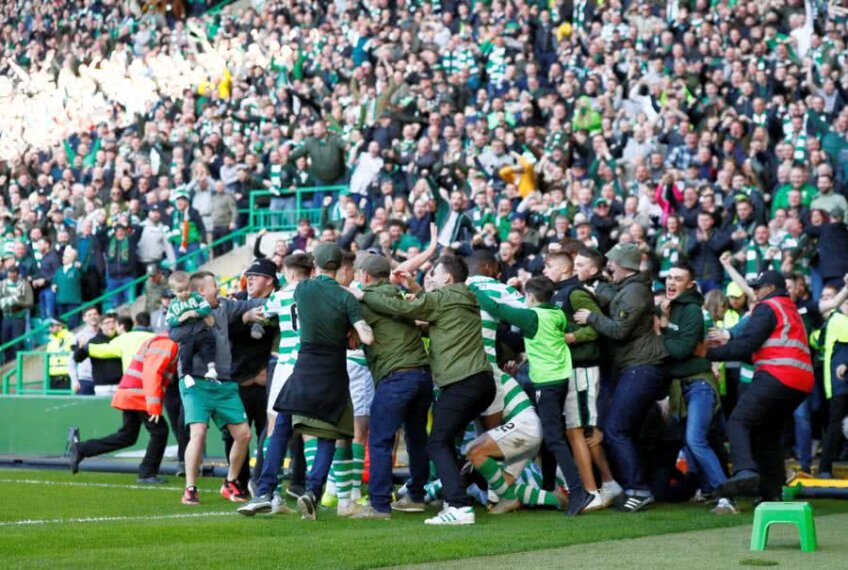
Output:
[{"xmin": 273, "ymin": 243, "xmax": 374, "ymax": 521}]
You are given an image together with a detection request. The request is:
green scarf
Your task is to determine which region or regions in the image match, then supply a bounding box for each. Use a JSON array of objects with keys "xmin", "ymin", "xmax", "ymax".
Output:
[{"xmin": 108, "ymin": 237, "xmax": 130, "ymax": 265}]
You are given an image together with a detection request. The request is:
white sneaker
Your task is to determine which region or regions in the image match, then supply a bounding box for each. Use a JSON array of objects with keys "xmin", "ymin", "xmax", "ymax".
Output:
[
  {"xmin": 271, "ymin": 492, "xmax": 294, "ymax": 514},
  {"xmin": 337, "ymin": 502, "xmax": 364, "ymax": 518},
  {"xmin": 424, "ymin": 505, "xmax": 475, "ymax": 526},
  {"xmin": 582, "ymin": 492, "xmax": 605, "ymax": 512},
  {"xmin": 205, "ymin": 364, "xmax": 218, "ymax": 381},
  {"xmin": 599, "ymin": 480, "xmax": 623, "ymax": 507},
  {"xmin": 710, "ymin": 498, "xmax": 739, "ymax": 515}
]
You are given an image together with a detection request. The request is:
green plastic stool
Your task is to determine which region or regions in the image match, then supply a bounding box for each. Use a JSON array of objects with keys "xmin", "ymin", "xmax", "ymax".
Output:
[{"xmin": 750, "ymin": 501, "xmax": 817, "ymax": 552}]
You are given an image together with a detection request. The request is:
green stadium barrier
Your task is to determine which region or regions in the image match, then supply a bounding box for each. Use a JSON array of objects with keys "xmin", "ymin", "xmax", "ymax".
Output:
[
  {"xmin": 0, "ymin": 395, "xmax": 226, "ymax": 456},
  {"xmin": 248, "ymin": 185, "xmax": 348, "ymax": 231}
]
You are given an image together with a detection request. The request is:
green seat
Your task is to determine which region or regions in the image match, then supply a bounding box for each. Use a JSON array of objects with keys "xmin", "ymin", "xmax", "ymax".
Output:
[{"xmin": 750, "ymin": 501, "xmax": 817, "ymax": 552}]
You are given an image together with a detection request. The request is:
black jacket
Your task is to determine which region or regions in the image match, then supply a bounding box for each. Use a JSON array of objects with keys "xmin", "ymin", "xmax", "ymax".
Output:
[
  {"xmin": 707, "ymin": 291, "xmax": 783, "ymax": 363},
  {"xmin": 87, "ymin": 333, "xmax": 123, "ymax": 386},
  {"xmin": 687, "ymin": 229, "xmax": 731, "ymax": 282},
  {"xmin": 805, "ymin": 222, "xmax": 848, "ymax": 279},
  {"xmin": 229, "ymin": 291, "xmax": 278, "ymax": 384},
  {"xmin": 588, "ymin": 272, "xmax": 667, "ymax": 369}
]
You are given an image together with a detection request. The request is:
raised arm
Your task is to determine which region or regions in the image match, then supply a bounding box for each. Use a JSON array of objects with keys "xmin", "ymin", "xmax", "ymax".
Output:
[{"xmin": 820, "ymin": 274, "xmax": 848, "ymax": 315}]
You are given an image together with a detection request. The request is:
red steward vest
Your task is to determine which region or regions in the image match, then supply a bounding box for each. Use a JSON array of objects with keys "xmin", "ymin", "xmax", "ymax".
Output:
[
  {"xmin": 111, "ymin": 334, "xmax": 177, "ymax": 413},
  {"xmin": 751, "ymin": 296, "xmax": 814, "ymax": 393}
]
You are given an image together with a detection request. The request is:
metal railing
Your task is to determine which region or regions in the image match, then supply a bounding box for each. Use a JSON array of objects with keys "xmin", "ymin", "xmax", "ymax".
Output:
[
  {"xmin": 248, "ymin": 185, "xmax": 348, "ymax": 231},
  {"xmin": 0, "ymin": 226, "xmax": 253, "ymax": 365},
  {"xmin": 3, "ymin": 351, "xmax": 73, "ymax": 396}
]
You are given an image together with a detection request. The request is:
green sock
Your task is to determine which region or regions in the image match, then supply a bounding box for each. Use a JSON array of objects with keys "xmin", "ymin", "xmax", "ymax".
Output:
[
  {"xmin": 351, "ymin": 442, "xmax": 365, "ymax": 497},
  {"xmin": 478, "ymin": 458, "xmax": 516, "ymax": 500},
  {"xmin": 333, "ymin": 446, "xmax": 353, "ymax": 504},
  {"xmin": 514, "ymin": 483, "xmax": 558, "ymax": 507},
  {"xmin": 304, "ymin": 437, "xmax": 317, "ymax": 476}
]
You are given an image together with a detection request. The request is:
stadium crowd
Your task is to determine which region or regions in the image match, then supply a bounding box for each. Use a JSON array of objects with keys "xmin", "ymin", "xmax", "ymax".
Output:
[{"xmin": 0, "ymin": 0, "xmax": 847, "ymax": 523}]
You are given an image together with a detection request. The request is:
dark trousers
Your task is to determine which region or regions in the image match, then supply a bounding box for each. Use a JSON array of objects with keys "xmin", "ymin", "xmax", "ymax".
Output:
[
  {"xmin": 728, "ymin": 372, "xmax": 807, "ymax": 499},
  {"xmin": 535, "ymin": 382, "xmax": 585, "ymax": 494},
  {"xmin": 212, "ymin": 226, "xmax": 234, "ymax": 257},
  {"xmin": 77, "ymin": 379, "xmax": 95, "ymax": 395},
  {"xmin": 603, "ymin": 364, "xmax": 666, "ymax": 494},
  {"xmin": 307, "ymin": 438, "xmax": 336, "ymax": 499},
  {"xmin": 222, "ymin": 383, "xmax": 267, "ymax": 487},
  {"xmin": 428, "ymin": 371, "xmax": 495, "ymax": 508},
  {"xmin": 2, "ymin": 317, "xmax": 26, "ymax": 363},
  {"xmin": 180, "ymin": 328, "xmax": 216, "ymax": 376},
  {"xmin": 257, "ymin": 412, "xmax": 293, "ymax": 496},
  {"xmin": 818, "ymin": 394, "xmax": 848, "ymax": 474},
  {"xmin": 77, "ymin": 410, "xmax": 169, "ymax": 478},
  {"xmin": 164, "ymin": 380, "xmax": 188, "ymax": 462},
  {"xmin": 369, "ymin": 368, "xmax": 433, "ymax": 512},
  {"xmin": 57, "ymin": 303, "xmax": 81, "ymax": 329}
]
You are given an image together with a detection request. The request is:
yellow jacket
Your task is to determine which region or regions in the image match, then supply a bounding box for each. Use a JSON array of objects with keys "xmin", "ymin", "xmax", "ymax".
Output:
[
  {"xmin": 47, "ymin": 329, "xmax": 76, "ymax": 377},
  {"xmin": 88, "ymin": 330, "xmax": 155, "ymax": 371}
]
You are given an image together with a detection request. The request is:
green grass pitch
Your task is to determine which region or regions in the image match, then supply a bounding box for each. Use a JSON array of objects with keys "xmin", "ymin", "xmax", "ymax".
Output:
[{"xmin": 2, "ymin": 468, "xmax": 847, "ymax": 569}]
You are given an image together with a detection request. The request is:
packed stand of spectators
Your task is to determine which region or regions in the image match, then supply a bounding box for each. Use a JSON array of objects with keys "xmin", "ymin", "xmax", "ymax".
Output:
[{"xmin": 26, "ymin": 0, "xmax": 848, "ymax": 519}]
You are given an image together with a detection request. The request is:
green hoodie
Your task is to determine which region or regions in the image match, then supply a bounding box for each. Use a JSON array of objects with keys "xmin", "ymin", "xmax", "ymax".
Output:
[{"xmin": 661, "ymin": 287, "xmax": 711, "ymax": 379}]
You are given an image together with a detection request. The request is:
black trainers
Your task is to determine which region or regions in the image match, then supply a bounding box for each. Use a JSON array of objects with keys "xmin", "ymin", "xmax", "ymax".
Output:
[
  {"xmin": 565, "ymin": 489, "xmax": 594, "ymax": 517},
  {"xmin": 287, "ymin": 484, "xmax": 306, "ymax": 500},
  {"xmin": 68, "ymin": 429, "xmax": 82, "ymax": 475},
  {"xmin": 297, "ymin": 491, "xmax": 318, "ymax": 521},
  {"xmin": 716, "ymin": 469, "xmax": 760, "ymax": 497},
  {"xmin": 137, "ymin": 476, "xmax": 168, "ymax": 485},
  {"xmin": 617, "ymin": 493, "xmax": 655, "ymax": 513}
]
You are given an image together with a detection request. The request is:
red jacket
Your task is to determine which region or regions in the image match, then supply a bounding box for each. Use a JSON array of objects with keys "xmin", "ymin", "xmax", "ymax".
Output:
[{"xmin": 111, "ymin": 334, "xmax": 178, "ymax": 415}]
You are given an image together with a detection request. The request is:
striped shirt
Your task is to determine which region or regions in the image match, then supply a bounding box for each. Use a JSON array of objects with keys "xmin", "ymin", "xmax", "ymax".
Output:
[
  {"xmin": 466, "ymin": 275, "xmax": 525, "ymax": 366},
  {"xmin": 264, "ymin": 283, "xmax": 299, "ymax": 366},
  {"xmin": 497, "ymin": 371, "xmax": 534, "ymax": 422},
  {"xmin": 347, "ymin": 281, "xmax": 368, "ymax": 367}
]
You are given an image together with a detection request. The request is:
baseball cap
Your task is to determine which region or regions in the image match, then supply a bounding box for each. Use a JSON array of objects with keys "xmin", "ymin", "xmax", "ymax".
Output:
[
  {"xmin": 749, "ymin": 270, "xmax": 784, "ymax": 290},
  {"xmin": 313, "ymin": 242, "xmax": 343, "ymax": 270},
  {"xmin": 245, "ymin": 258, "xmax": 279, "ymax": 282},
  {"xmin": 593, "ymin": 197, "xmax": 609, "ymax": 208},
  {"xmin": 358, "ymin": 254, "xmax": 391, "ymax": 278},
  {"xmin": 725, "ymin": 282, "xmax": 744, "ymax": 298}
]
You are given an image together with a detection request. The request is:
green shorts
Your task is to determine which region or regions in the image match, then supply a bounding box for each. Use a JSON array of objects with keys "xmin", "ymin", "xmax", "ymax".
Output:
[{"xmin": 179, "ymin": 378, "xmax": 247, "ymax": 430}]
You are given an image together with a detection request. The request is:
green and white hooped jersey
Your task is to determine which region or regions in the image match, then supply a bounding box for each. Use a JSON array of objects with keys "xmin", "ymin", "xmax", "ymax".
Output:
[
  {"xmin": 498, "ymin": 372, "xmax": 534, "ymax": 423},
  {"xmin": 466, "ymin": 276, "xmax": 525, "ymax": 367},
  {"xmin": 347, "ymin": 281, "xmax": 368, "ymax": 367},
  {"xmin": 264, "ymin": 283, "xmax": 299, "ymax": 366}
]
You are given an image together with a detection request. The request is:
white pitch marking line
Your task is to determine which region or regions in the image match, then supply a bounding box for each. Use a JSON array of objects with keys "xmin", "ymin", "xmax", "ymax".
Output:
[
  {"xmin": 0, "ymin": 511, "xmax": 235, "ymax": 527},
  {"xmin": 0, "ymin": 479, "xmax": 187, "ymax": 492}
]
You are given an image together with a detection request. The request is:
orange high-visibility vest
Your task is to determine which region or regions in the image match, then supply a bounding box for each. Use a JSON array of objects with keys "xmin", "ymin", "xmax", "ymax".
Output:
[
  {"xmin": 111, "ymin": 334, "xmax": 178, "ymax": 415},
  {"xmin": 751, "ymin": 296, "xmax": 814, "ymax": 393}
]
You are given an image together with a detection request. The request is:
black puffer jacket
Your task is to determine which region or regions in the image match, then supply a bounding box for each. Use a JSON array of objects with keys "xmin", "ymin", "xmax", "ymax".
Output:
[{"xmin": 588, "ymin": 272, "xmax": 667, "ymax": 370}]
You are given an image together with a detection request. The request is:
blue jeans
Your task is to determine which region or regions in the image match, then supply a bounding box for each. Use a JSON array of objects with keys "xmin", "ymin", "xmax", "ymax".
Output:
[
  {"xmin": 603, "ymin": 364, "xmax": 665, "ymax": 494},
  {"xmin": 307, "ymin": 438, "xmax": 335, "ymax": 499},
  {"xmin": 257, "ymin": 412, "xmax": 293, "ymax": 496},
  {"xmin": 793, "ymin": 396, "xmax": 812, "ymax": 472},
  {"xmin": 39, "ymin": 288, "xmax": 56, "ymax": 319},
  {"xmin": 105, "ymin": 277, "xmax": 133, "ymax": 309},
  {"xmin": 177, "ymin": 243, "xmax": 206, "ymax": 271},
  {"xmin": 682, "ymin": 380, "xmax": 727, "ymax": 494},
  {"xmin": 811, "ymin": 267, "xmax": 823, "ymax": 303},
  {"xmin": 368, "ymin": 368, "xmax": 433, "ymax": 512},
  {"xmin": 57, "ymin": 303, "xmax": 80, "ymax": 329}
]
